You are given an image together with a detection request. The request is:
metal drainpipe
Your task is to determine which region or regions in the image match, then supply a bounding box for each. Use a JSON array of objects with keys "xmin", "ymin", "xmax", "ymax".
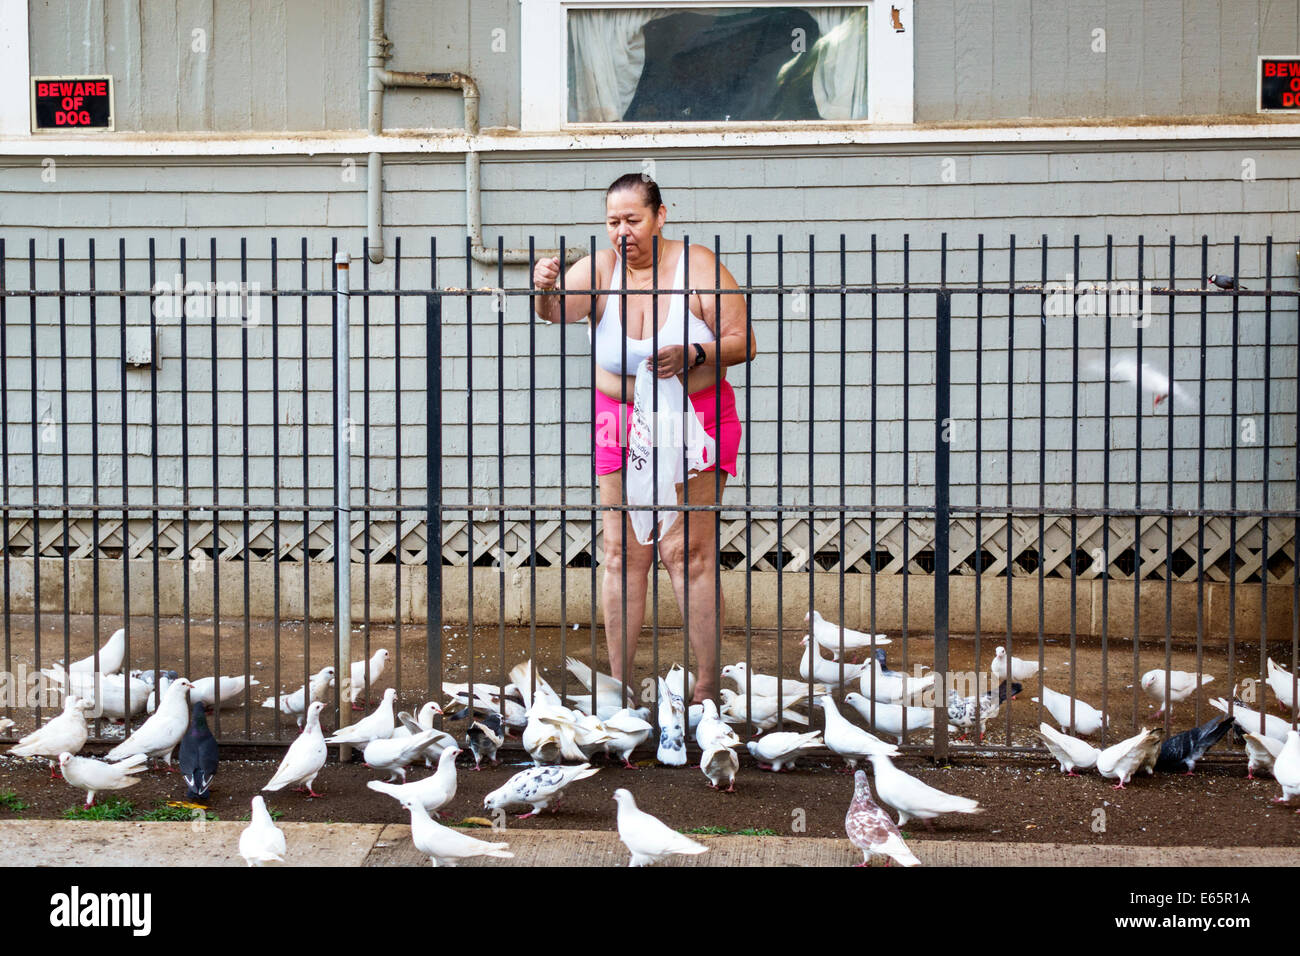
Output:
[{"xmin": 366, "ymin": 0, "xmax": 579, "ymax": 266}]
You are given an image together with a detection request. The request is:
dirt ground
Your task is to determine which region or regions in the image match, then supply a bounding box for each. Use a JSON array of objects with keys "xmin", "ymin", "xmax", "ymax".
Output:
[{"xmin": 1, "ymin": 612, "xmax": 1297, "ymax": 848}]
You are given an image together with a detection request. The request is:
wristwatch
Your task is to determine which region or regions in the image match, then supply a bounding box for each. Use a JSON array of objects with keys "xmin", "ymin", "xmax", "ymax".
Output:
[{"xmin": 693, "ymin": 343, "xmax": 707, "ymax": 368}]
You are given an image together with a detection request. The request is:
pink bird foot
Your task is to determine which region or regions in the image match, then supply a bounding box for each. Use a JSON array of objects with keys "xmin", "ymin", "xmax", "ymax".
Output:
[
  {"xmin": 1066, "ymin": 770, "xmax": 1079, "ymax": 777},
  {"xmin": 1113, "ymin": 782, "xmax": 1126, "ymax": 790},
  {"xmin": 516, "ymin": 811, "xmax": 537, "ymax": 819}
]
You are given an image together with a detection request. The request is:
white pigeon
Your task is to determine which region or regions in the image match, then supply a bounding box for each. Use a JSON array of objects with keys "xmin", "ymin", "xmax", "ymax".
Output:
[
  {"xmin": 656, "ymin": 677, "xmax": 687, "ymax": 766},
  {"xmin": 344, "ymin": 648, "xmax": 391, "ymax": 707},
  {"xmin": 664, "ymin": 663, "xmax": 695, "ymax": 703},
  {"xmin": 262, "ymin": 666, "xmax": 336, "ymax": 727},
  {"xmin": 189, "ymin": 675, "xmax": 260, "ymax": 709},
  {"xmin": 1141, "ymin": 669, "xmax": 1213, "ymax": 718},
  {"xmin": 746, "ymin": 730, "xmax": 823, "ymax": 772},
  {"xmin": 1090, "ymin": 354, "xmax": 1196, "ymax": 413},
  {"xmin": 805, "ymin": 610, "xmax": 891, "ymax": 657},
  {"xmin": 857, "ymin": 658, "xmax": 937, "ymax": 705},
  {"xmin": 0, "ymin": 717, "xmax": 14, "ymax": 735},
  {"xmin": 1096, "ymin": 727, "xmax": 1162, "ymax": 789},
  {"xmin": 602, "ymin": 708, "xmax": 654, "ymax": 767},
  {"xmin": 799, "ymin": 635, "xmax": 869, "ymax": 688},
  {"xmin": 105, "ymin": 678, "xmax": 194, "ymax": 768},
  {"xmin": 700, "ymin": 744, "xmax": 739, "ymax": 792},
  {"xmin": 1244, "ymin": 732, "xmax": 1284, "ymax": 780},
  {"xmin": 263, "ymin": 700, "xmax": 328, "ymax": 796},
  {"xmin": 368, "ymin": 745, "xmax": 460, "ymax": 816},
  {"xmin": 867, "ymin": 752, "xmax": 983, "ymax": 828},
  {"xmin": 46, "ymin": 667, "xmax": 150, "ymax": 722},
  {"xmin": 484, "ymin": 763, "xmax": 601, "ymax": 818},
  {"xmin": 613, "ymin": 788, "xmax": 708, "ymax": 867},
  {"xmin": 817, "ymin": 696, "xmax": 899, "ymax": 769},
  {"xmin": 9, "ymin": 696, "xmax": 90, "ymax": 773},
  {"xmin": 843, "ymin": 692, "xmax": 934, "ymax": 738},
  {"xmin": 1209, "ymin": 696, "xmax": 1289, "ymax": 743},
  {"xmin": 445, "ymin": 687, "xmax": 528, "ymax": 732},
  {"xmin": 325, "ymin": 687, "xmax": 397, "ymax": 746},
  {"xmin": 60, "ymin": 751, "xmax": 148, "ymax": 807},
  {"xmin": 718, "ymin": 688, "xmax": 810, "ymax": 732},
  {"xmin": 565, "ymin": 657, "xmax": 636, "ymax": 714},
  {"xmin": 991, "ymin": 646, "xmax": 1039, "ymax": 683},
  {"xmin": 1266, "ymin": 658, "xmax": 1297, "ymax": 714},
  {"xmin": 695, "ymin": 699, "xmax": 740, "ymax": 751},
  {"xmin": 403, "ymin": 797, "xmax": 513, "ymax": 867},
  {"xmin": 722, "ymin": 662, "xmax": 825, "ymax": 699},
  {"xmin": 239, "ymin": 796, "xmax": 287, "ymax": 866},
  {"xmin": 1034, "ymin": 722, "xmax": 1101, "ymax": 776},
  {"xmin": 363, "ymin": 727, "xmax": 447, "ymax": 783},
  {"xmin": 1272, "ymin": 731, "xmax": 1300, "ymax": 809},
  {"xmin": 45, "ymin": 628, "xmax": 127, "ymax": 677},
  {"xmin": 846, "ymin": 770, "xmax": 921, "ymax": 867},
  {"xmin": 1032, "ymin": 685, "xmax": 1107, "ymax": 736}
]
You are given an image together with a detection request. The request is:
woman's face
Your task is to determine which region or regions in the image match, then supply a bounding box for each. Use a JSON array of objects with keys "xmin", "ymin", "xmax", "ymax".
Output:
[{"xmin": 605, "ymin": 188, "xmax": 666, "ymax": 261}]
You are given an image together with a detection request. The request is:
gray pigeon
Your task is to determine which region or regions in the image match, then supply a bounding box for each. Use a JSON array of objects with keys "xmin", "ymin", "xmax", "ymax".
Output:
[
  {"xmin": 1154, "ymin": 714, "xmax": 1233, "ymax": 774},
  {"xmin": 179, "ymin": 701, "xmax": 218, "ymax": 802}
]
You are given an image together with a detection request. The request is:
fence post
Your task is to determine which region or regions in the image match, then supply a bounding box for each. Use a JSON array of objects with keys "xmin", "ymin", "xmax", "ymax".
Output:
[
  {"xmin": 426, "ymin": 290, "xmax": 443, "ymax": 709},
  {"xmin": 335, "ymin": 251, "xmax": 353, "ymax": 749},
  {"xmin": 933, "ymin": 291, "xmax": 951, "ymax": 761}
]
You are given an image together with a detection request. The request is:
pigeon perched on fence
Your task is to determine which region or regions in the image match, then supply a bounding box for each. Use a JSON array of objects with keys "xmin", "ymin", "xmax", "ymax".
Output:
[
  {"xmin": 239, "ymin": 796, "xmax": 287, "ymax": 866},
  {"xmin": 179, "ymin": 701, "xmax": 219, "ymax": 801},
  {"xmin": 1154, "ymin": 714, "xmax": 1233, "ymax": 775},
  {"xmin": 846, "ymin": 770, "xmax": 921, "ymax": 867},
  {"xmin": 613, "ymin": 788, "xmax": 708, "ymax": 867}
]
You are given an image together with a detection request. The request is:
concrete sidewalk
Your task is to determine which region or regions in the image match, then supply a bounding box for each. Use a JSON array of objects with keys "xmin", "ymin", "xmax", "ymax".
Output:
[{"xmin": 0, "ymin": 820, "xmax": 1293, "ymax": 866}]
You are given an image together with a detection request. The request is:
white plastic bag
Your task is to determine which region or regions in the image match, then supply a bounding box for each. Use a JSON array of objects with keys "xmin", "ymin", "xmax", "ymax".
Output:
[{"xmin": 625, "ymin": 359, "xmax": 716, "ymax": 544}]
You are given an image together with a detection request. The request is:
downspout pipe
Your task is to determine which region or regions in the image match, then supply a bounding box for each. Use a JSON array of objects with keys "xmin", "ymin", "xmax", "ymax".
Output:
[{"xmin": 366, "ymin": 0, "xmax": 580, "ymax": 266}]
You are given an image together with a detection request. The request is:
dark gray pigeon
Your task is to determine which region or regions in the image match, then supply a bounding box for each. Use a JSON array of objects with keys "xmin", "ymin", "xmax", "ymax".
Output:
[
  {"xmin": 1154, "ymin": 713, "xmax": 1233, "ymax": 774},
  {"xmin": 873, "ymin": 648, "xmax": 906, "ymax": 678},
  {"xmin": 179, "ymin": 700, "xmax": 218, "ymax": 802},
  {"xmin": 465, "ymin": 711, "xmax": 505, "ymax": 770}
]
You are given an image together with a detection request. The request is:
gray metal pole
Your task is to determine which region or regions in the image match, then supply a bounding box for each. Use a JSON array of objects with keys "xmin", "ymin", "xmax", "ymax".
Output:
[{"xmin": 335, "ymin": 252, "xmax": 353, "ymax": 755}]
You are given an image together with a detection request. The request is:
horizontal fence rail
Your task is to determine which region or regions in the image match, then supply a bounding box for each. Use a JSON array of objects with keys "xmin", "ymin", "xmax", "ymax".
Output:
[{"xmin": 0, "ymin": 232, "xmax": 1297, "ymax": 769}]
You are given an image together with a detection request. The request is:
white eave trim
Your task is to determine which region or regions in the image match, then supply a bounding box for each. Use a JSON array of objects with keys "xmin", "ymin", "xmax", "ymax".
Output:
[{"xmin": 2, "ymin": 122, "xmax": 1300, "ymax": 157}]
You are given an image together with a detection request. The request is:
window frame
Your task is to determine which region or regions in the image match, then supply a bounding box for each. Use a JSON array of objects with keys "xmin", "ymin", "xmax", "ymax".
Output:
[{"xmin": 519, "ymin": 0, "xmax": 913, "ymax": 131}]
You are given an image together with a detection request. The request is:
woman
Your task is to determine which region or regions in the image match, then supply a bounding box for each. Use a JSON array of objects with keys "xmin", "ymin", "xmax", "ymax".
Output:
[{"xmin": 532, "ymin": 175, "xmax": 757, "ymax": 705}]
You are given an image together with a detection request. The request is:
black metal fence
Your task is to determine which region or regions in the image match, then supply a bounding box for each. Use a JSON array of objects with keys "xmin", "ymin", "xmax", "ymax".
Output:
[{"xmin": 0, "ymin": 232, "xmax": 1297, "ymax": 762}]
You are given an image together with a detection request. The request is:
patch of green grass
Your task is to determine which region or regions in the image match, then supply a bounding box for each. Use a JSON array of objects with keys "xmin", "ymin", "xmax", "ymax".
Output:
[
  {"xmin": 63, "ymin": 799, "xmax": 136, "ymax": 821},
  {"xmin": 136, "ymin": 803, "xmax": 219, "ymax": 823},
  {"xmin": 0, "ymin": 790, "xmax": 30, "ymax": 813},
  {"xmin": 237, "ymin": 807, "xmax": 284, "ymax": 822},
  {"xmin": 681, "ymin": 825, "xmax": 777, "ymax": 837}
]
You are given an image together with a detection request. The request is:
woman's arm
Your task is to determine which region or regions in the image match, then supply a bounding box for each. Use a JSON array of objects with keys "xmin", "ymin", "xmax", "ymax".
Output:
[{"xmin": 533, "ymin": 252, "xmax": 604, "ymax": 325}]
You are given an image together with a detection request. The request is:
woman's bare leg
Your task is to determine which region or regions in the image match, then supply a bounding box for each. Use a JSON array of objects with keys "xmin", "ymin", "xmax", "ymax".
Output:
[
  {"xmin": 659, "ymin": 471, "xmax": 728, "ymax": 705},
  {"xmin": 598, "ymin": 471, "xmax": 654, "ymax": 688}
]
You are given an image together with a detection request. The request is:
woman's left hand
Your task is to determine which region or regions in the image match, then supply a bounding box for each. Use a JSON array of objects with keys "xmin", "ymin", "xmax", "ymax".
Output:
[{"xmin": 649, "ymin": 344, "xmax": 689, "ymax": 378}]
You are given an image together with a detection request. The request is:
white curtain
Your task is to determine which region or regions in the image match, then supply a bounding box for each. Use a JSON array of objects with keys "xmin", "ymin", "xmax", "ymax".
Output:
[
  {"xmin": 568, "ymin": 9, "xmax": 675, "ymax": 122},
  {"xmin": 779, "ymin": 6, "xmax": 868, "ymax": 120}
]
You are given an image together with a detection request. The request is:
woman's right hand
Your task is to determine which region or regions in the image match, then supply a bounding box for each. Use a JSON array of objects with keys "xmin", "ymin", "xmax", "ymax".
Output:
[{"xmin": 534, "ymin": 256, "xmax": 561, "ymax": 291}]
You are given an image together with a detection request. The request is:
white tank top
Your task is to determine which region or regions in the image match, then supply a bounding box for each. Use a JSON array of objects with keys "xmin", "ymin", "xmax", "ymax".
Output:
[{"xmin": 593, "ymin": 245, "xmax": 715, "ymax": 376}]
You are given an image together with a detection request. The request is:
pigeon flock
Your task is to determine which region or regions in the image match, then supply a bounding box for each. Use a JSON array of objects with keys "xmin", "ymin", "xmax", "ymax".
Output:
[{"xmin": 3, "ymin": 619, "xmax": 1299, "ymax": 868}]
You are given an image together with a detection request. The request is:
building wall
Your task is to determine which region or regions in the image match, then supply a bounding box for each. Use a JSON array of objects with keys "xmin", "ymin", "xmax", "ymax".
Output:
[{"xmin": 25, "ymin": 0, "xmax": 1300, "ymax": 133}]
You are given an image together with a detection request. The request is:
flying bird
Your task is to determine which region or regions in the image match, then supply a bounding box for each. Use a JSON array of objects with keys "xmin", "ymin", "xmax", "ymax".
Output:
[
  {"xmin": 613, "ymin": 789, "xmax": 708, "ymax": 867},
  {"xmin": 846, "ymin": 769, "xmax": 921, "ymax": 867},
  {"xmin": 1088, "ymin": 355, "xmax": 1196, "ymax": 414}
]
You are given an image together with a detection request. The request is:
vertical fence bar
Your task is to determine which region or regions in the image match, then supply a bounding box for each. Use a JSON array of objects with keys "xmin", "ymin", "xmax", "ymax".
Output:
[
  {"xmin": 57, "ymin": 240, "xmax": 70, "ymax": 686},
  {"xmin": 1101, "ymin": 235, "xmax": 1112, "ymax": 745},
  {"xmin": 208, "ymin": 239, "xmax": 219, "ymax": 738},
  {"xmin": 29, "ymin": 239, "xmax": 41, "ymax": 723},
  {"xmin": 1228, "ymin": 236, "xmax": 1240, "ymax": 728},
  {"xmin": 933, "ymin": 288, "xmax": 951, "ymax": 763},
  {"xmin": 1004, "ymin": 235, "xmax": 1015, "ymax": 740},
  {"xmin": 974, "ymin": 234, "xmax": 984, "ymax": 736},
  {"xmin": 88, "ymin": 240, "xmax": 102, "ymax": 734},
  {"xmin": 808, "ymin": 236, "xmax": 822, "ymax": 699},
  {"xmin": 0, "ymin": 240, "xmax": 9, "ymax": 731},
  {"xmin": 393, "ymin": 237, "xmax": 402, "ymax": 700},
  {"xmin": 1195, "ymin": 236, "xmax": 1208, "ymax": 737},
  {"xmin": 1068, "ymin": 235, "xmax": 1079, "ymax": 727},
  {"xmin": 1134, "ymin": 235, "xmax": 1144, "ymax": 730},
  {"xmin": 496, "ymin": 236, "xmax": 507, "ymax": 716},
  {"xmin": 121, "ymin": 238, "xmax": 132, "ymax": 726},
  {"xmin": 743, "ymin": 233, "xmax": 753, "ymax": 728},
  {"xmin": 361, "ymin": 241, "xmax": 373, "ymax": 713},
  {"xmin": 426, "ymin": 237, "xmax": 442, "ymax": 719},
  {"xmin": 179, "ymin": 239, "xmax": 191, "ymax": 689},
  {"xmin": 239, "ymin": 238, "xmax": 250, "ymax": 739},
  {"xmin": 1165, "ymin": 237, "xmax": 1177, "ymax": 729},
  {"xmin": 464, "ymin": 238, "xmax": 475, "ymax": 714},
  {"xmin": 775, "ymin": 234, "xmax": 784, "ymax": 732},
  {"xmin": 1036, "ymin": 235, "xmax": 1047, "ymax": 735},
  {"xmin": 335, "ymin": 250, "xmax": 353, "ymax": 746},
  {"xmin": 713, "ymin": 234, "xmax": 723, "ymax": 711},
  {"xmin": 868, "ymin": 234, "xmax": 878, "ymax": 717},
  {"xmin": 148, "ymin": 239, "xmax": 161, "ymax": 703},
  {"xmin": 837, "ymin": 234, "xmax": 847, "ymax": 728},
  {"xmin": 900, "ymin": 233, "xmax": 909, "ymax": 735},
  {"xmin": 527, "ymin": 235, "xmax": 539, "ymax": 706},
  {"xmin": 299, "ymin": 237, "xmax": 311, "ymax": 739},
  {"xmin": 1259, "ymin": 237, "xmax": 1272, "ymax": 719},
  {"xmin": 270, "ymin": 238, "xmax": 281, "ymax": 739},
  {"xmin": 587, "ymin": 237, "xmax": 598, "ymax": 724}
]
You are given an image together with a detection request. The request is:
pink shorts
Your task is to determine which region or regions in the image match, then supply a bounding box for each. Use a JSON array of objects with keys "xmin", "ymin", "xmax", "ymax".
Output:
[{"xmin": 594, "ymin": 380, "xmax": 741, "ymax": 477}]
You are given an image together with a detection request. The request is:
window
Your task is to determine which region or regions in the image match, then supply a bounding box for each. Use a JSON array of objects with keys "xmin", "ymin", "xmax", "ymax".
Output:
[{"xmin": 520, "ymin": 0, "xmax": 913, "ymax": 131}]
